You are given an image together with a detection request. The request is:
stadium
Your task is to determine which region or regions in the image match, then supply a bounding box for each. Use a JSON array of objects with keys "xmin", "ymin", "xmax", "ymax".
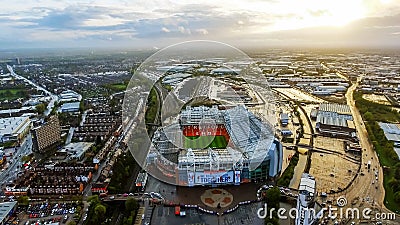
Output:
[{"xmin": 148, "ymin": 105, "xmax": 283, "ymax": 187}]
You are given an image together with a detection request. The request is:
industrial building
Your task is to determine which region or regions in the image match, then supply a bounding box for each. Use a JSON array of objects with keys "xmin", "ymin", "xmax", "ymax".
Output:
[
  {"xmin": 32, "ymin": 116, "xmax": 61, "ymax": 153},
  {"xmin": 211, "ymin": 67, "xmax": 241, "ymax": 75},
  {"xmin": 315, "ymin": 103, "xmax": 356, "ymax": 138},
  {"xmin": 59, "ymin": 101, "xmax": 80, "ymax": 113},
  {"xmin": 58, "ymin": 90, "xmax": 82, "ymax": 102},
  {"xmin": 379, "ymin": 122, "xmax": 400, "ymax": 159},
  {"xmin": 0, "ymin": 116, "xmax": 31, "ymax": 144}
]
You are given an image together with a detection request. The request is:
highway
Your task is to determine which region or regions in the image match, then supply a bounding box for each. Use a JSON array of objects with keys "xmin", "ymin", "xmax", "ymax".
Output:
[{"xmin": 7, "ymin": 64, "xmax": 58, "ymax": 116}]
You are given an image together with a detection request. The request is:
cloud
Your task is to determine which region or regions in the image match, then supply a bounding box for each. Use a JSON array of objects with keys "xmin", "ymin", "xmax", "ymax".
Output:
[
  {"xmin": 0, "ymin": 0, "xmax": 400, "ymax": 48},
  {"xmin": 162, "ymin": 27, "xmax": 170, "ymax": 33},
  {"xmin": 178, "ymin": 26, "xmax": 191, "ymax": 34},
  {"xmin": 260, "ymin": 14, "xmax": 400, "ymax": 48},
  {"xmin": 195, "ymin": 28, "xmax": 209, "ymax": 35}
]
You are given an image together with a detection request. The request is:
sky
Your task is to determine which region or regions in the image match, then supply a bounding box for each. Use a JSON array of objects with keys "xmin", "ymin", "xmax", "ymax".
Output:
[{"xmin": 1, "ymin": 0, "xmax": 400, "ymax": 49}]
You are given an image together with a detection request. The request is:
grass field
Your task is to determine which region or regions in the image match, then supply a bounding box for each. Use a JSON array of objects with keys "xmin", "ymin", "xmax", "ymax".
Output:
[
  {"xmin": 184, "ymin": 135, "xmax": 228, "ymax": 149},
  {"xmin": 0, "ymin": 88, "xmax": 27, "ymax": 101},
  {"xmin": 104, "ymin": 83, "xmax": 128, "ymax": 92}
]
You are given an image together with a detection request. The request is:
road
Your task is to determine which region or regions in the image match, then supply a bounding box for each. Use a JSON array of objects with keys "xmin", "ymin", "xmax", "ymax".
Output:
[
  {"xmin": 80, "ymin": 110, "xmax": 89, "ymax": 126},
  {"xmin": 65, "ymin": 127, "xmax": 75, "ymax": 145},
  {"xmin": 0, "ymin": 134, "xmax": 32, "ymax": 193},
  {"xmin": 273, "ymin": 89, "xmax": 313, "ymax": 189},
  {"xmin": 342, "ymin": 76, "xmax": 398, "ymax": 223},
  {"xmin": 275, "ymin": 81, "xmax": 397, "ymax": 223},
  {"xmin": 7, "ymin": 64, "xmax": 58, "ymax": 116}
]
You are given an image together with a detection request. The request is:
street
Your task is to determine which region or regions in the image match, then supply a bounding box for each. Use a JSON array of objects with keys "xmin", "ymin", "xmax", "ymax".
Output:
[
  {"xmin": 342, "ymin": 75, "xmax": 397, "ymax": 223},
  {"xmin": 0, "ymin": 134, "xmax": 32, "ymax": 196}
]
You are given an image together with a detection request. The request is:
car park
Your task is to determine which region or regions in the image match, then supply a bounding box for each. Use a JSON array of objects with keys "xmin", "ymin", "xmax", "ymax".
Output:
[{"xmin": 26, "ymin": 202, "xmax": 78, "ymax": 221}]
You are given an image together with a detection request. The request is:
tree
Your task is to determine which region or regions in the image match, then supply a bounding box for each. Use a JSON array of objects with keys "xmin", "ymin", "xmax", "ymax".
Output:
[
  {"xmin": 265, "ymin": 187, "xmax": 280, "ymax": 209},
  {"xmin": 363, "ymin": 111, "xmax": 374, "ymax": 121},
  {"xmin": 79, "ymin": 100, "xmax": 85, "ymax": 112},
  {"xmin": 394, "ymin": 163, "xmax": 400, "ymax": 180},
  {"xmin": 91, "ymin": 145, "xmax": 98, "ymax": 154},
  {"xmin": 67, "ymin": 221, "xmax": 77, "ymax": 225},
  {"xmin": 36, "ymin": 103, "xmax": 46, "ymax": 115},
  {"xmin": 395, "ymin": 191, "xmax": 400, "ymax": 203},
  {"xmin": 125, "ymin": 197, "xmax": 139, "ymax": 213},
  {"xmin": 94, "ymin": 204, "xmax": 106, "ymax": 222},
  {"xmin": 389, "ymin": 177, "xmax": 400, "ymax": 193},
  {"xmin": 88, "ymin": 195, "xmax": 101, "ymax": 205},
  {"xmin": 17, "ymin": 196, "xmax": 29, "ymax": 206},
  {"xmin": 21, "ymin": 155, "xmax": 31, "ymax": 163},
  {"xmin": 264, "ymin": 187, "xmax": 281, "ymax": 225}
]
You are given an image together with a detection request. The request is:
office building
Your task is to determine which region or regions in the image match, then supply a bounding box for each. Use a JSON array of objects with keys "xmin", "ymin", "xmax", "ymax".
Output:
[{"xmin": 32, "ymin": 116, "xmax": 61, "ymax": 153}]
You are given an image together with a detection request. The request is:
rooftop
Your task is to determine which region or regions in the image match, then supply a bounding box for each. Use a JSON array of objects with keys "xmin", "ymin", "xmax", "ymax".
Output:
[
  {"xmin": 58, "ymin": 142, "xmax": 94, "ymax": 160},
  {"xmin": 299, "ymin": 174, "xmax": 316, "ymax": 194},
  {"xmin": 0, "ymin": 201, "xmax": 17, "ymax": 223},
  {"xmin": 0, "ymin": 116, "xmax": 30, "ymax": 136},
  {"xmin": 60, "ymin": 102, "xmax": 80, "ymax": 111},
  {"xmin": 319, "ymin": 103, "xmax": 351, "ymax": 115}
]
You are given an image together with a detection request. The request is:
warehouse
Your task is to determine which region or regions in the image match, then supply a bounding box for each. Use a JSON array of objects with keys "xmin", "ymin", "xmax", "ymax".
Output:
[
  {"xmin": 59, "ymin": 101, "xmax": 80, "ymax": 113},
  {"xmin": 0, "ymin": 116, "xmax": 31, "ymax": 144},
  {"xmin": 315, "ymin": 104, "xmax": 355, "ymax": 137},
  {"xmin": 379, "ymin": 122, "xmax": 400, "ymax": 159}
]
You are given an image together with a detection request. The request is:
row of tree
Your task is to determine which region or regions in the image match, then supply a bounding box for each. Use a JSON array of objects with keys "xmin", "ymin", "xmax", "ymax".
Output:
[
  {"xmin": 354, "ymin": 91, "xmax": 400, "ymax": 210},
  {"xmin": 277, "ymin": 152, "xmax": 300, "ymax": 187}
]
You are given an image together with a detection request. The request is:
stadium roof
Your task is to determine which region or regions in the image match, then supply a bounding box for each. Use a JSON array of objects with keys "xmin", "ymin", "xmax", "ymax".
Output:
[{"xmin": 180, "ymin": 105, "xmax": 225, "ymax": 124}]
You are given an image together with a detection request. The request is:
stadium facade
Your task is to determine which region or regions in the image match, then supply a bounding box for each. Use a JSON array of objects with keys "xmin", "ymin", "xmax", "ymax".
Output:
[{"xmin": 149, "ymin": 105, "xmax": 283, "ymax": 186}]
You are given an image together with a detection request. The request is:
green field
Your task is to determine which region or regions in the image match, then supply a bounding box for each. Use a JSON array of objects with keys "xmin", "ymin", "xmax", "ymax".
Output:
[
  {"xmin": 184, "ymin": 135, "xmax": 228, "ymax": 149},
  {"xmin": 104, "ymin": 83, "xmax": 128, "ymax": 92},
  {"xmin": 0, "ymin": 88, "xmax": 27, "ymax": 101}
]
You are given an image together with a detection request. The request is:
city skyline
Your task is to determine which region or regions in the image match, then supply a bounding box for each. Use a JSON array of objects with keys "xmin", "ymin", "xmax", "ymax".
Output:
[{"xmin": 1, "ymin": 0, "xmax": 400, "ymax": 49}]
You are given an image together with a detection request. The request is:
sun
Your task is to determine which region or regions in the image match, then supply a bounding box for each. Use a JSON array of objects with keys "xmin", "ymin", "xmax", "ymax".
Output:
[{"xmin": 269, "ymin": 0, "xmax": 367, "ymax": 31}]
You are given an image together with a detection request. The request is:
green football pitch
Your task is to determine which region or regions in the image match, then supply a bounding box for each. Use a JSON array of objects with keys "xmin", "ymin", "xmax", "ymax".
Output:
[{"xmin": 184, "ymin": 136, "xmax": 228, "ymax": 149}]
